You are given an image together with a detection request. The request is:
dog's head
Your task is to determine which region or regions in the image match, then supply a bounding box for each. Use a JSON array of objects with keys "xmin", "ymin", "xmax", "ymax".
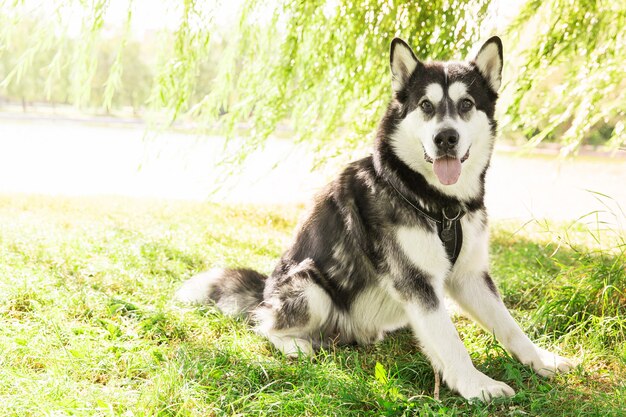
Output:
[{"xmin": 386, "ymin": 37, "xmax": 502, "ymax": 200}]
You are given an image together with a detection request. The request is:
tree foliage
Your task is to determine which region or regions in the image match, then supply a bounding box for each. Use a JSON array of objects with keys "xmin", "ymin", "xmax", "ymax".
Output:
[
  {"xmin": 0, "ymin": 0, "xmax": 624, "ymax": 156},
  {"xmin": 0, "ymin": 0, "xmax": 154, "ymax": 111},
  {"xmin": 503, "ymin": 0, "xmax": 626, "ymax": 154},
  {"xmin": 200, "ymin": 0, "xmax": 492, "ymax": 161}
]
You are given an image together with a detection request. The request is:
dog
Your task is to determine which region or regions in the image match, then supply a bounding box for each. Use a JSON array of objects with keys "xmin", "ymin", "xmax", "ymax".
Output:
[{"xmin": 176, "ymin": 36, "xmax": 575, "ymax": 401}]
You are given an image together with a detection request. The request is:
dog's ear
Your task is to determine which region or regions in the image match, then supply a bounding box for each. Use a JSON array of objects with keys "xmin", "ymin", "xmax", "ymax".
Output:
[
  {"xmin": 390, "ymin": 38, "xmax": 419, "ymax": 92},
  {"xmin": 473, "ymin": 36, "xmax": 503, "ymax": 92}
]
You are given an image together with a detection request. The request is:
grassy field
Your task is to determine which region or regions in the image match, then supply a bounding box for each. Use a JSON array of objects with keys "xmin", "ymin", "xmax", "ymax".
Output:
[{"xmin": 0, "ymin": 194, "xmax": 624, "ymax": 416}]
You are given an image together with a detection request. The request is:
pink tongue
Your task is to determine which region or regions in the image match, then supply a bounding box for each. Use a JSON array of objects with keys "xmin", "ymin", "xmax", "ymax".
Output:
[{"xmin": 433, "ymin": 157, "xmax": 462, "ymax": 185}]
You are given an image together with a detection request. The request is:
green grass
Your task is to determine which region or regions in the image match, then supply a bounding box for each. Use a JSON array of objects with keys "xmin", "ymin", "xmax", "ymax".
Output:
[{"xmin": 0, "ymin": 195, "xmax": 624, "ymax": 416}]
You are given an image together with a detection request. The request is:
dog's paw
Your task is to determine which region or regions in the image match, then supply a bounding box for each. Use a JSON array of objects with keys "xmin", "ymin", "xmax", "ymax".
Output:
[
  {"xmin": 525, "ymin": 347, "xmax": 576, "ymax": 377},
  {"xmin": 455, "ymin": 371, "xmax": 515, "ymax": 401}
]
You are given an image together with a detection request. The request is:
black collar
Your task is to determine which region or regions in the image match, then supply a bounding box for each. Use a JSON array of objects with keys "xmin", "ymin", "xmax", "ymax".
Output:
[{"xmin": 387, "ymin": 180, "xmax": 466, "ymax": 264}]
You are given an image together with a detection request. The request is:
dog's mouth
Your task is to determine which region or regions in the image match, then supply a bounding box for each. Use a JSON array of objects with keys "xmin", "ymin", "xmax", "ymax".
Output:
[{"xmin": 423, "ymin": 148, "xmax": 470, "ymax": 186}]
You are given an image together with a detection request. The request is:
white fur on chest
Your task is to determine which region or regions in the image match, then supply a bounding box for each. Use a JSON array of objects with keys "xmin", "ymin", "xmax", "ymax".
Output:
[
  {"xmin": 396, "ymin": 225, "xmax": 451, "ymax": 280},
  {"xmin": 451, "ymin": 212, "xmax": 489, "ymax": 277}
]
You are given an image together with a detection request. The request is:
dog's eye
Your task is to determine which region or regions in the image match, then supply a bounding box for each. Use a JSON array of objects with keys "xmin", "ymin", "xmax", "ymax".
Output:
[
  {"xmin": 420, "ymin": 100, "xmax": 434, "ymax": 113},
  {"xmin": 460, "ymin": 99, "xmax": 474, "ymax": 112}
]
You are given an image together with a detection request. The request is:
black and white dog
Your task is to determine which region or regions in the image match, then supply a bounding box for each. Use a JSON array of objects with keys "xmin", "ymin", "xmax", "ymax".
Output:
[{"xmin": 177, "ymin": 36, "xmax": 574, "ymax": 400}]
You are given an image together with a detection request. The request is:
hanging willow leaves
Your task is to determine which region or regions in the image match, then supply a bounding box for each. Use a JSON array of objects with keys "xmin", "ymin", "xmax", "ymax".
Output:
[
  {"xmin": 149, "ymin": 0, "xmax": 213, "ymax": 123},
  {"xmin": 0, "ymin": 0, "xmax": 624, "ymax": 159},
  {"xmin": 103, "ymin": 0, "xmax": 133, "ymax": 111},
  {"xmin": 503, "ymin": 0, "xmax": 626, "ymax": 154},
  {"xmin": 208, "ymin": 0, "xmax": 492, "ymax": 163}
]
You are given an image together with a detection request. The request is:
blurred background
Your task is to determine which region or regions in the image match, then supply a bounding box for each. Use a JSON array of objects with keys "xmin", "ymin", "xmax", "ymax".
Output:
[{"xmin": 0, "ymin": 0, "xmax": 624, "ymax": 225}]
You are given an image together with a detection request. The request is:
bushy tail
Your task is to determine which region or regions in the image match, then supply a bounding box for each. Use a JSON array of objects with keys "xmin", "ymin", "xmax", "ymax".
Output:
[{"xmin": 175, "ymin": 268, "xmax": 266, "ymax": 318}]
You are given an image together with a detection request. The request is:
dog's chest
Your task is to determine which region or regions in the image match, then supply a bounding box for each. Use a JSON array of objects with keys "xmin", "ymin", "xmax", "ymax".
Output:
[
  {"xmin": 393, "ymin": 211, "xmax": 488, "ymax": 279},
  {"xmin": 395, "ymin": 224, "xmax": 451, "ymax": 279},
  {"xmin": 451, "ymin": 213, "xmax": 489, "ymax": 275}
]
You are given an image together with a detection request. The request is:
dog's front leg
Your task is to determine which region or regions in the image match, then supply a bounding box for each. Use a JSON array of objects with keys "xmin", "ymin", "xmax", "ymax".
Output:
[
  {"xmin": 402, "ymin": 291, "xmax": 516, "ymax": 400},
  {"xmin": 393, "ymin": 226, "xmax": 514, "ymax": 400},
  {"xmin": 446, "ymin": 271, "xmax": 576, "ymax": 376}
]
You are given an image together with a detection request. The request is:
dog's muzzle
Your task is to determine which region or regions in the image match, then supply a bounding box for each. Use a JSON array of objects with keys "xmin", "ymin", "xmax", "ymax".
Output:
[
  {"xmin": 424, "ymin": 148, "xmax": 470, "ymax": 164},
  {"xmin": 423, "ymin": 128, "xmax": 471, "ymax": 185}
]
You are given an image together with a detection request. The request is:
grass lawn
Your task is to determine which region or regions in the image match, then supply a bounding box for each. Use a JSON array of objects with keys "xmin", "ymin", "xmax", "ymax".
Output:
[{"xmin": 0, "ymin": 194, "xmax": 624, "ymax": 416}]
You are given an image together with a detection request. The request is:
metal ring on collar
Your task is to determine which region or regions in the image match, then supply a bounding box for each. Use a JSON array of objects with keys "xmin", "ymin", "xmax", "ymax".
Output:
[{"xmin": 442, "ymin": 207, "xmax": 462, "ymax": 221}]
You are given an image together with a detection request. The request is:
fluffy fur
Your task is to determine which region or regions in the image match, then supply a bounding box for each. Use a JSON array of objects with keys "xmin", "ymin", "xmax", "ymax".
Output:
[{"xmin": 176, "ymin": 36, "xmax": 575, "ymax": 401}]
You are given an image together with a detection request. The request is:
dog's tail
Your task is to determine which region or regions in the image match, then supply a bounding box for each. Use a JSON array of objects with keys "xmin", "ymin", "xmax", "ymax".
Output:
[{"xmin": 175, "ymin": 268, "xmax": 266, "ymax": 318}]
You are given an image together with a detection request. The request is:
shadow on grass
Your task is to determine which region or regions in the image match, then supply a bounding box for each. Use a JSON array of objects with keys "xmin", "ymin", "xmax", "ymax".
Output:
[
  {"xmin": 140, "ymin": 224, "xmax": 626, "ymax": 416},
  {"xmin": 159, "ymin": 320, "xmax": 624, "ymax": 417},
  {"xmin": 92, "ymin": 207, "xmax": 624, "ymax": 416}
]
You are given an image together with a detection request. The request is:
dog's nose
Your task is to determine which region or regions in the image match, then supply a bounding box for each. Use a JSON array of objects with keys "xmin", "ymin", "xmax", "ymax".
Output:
[{"xmin": 434, "ymin": 128, "xmax": 459, "ymax": 151}]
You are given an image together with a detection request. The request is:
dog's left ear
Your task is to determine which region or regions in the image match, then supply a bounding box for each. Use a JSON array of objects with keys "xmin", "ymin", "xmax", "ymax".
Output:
[{"xmin": 473, "ymin": 36, "xmax": 503, "ymax": 92}]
